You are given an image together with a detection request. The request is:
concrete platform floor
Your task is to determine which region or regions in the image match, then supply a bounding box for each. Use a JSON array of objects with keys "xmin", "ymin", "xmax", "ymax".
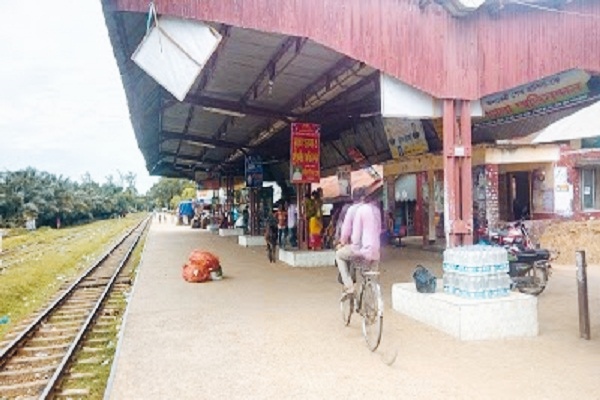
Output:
[{"xmin": 106, "ymin": 221, "xmax": 600, "ymax": 400}]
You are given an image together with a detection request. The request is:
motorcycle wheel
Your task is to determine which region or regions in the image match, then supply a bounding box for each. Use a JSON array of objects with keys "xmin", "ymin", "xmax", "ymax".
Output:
[{"xmin": 517, "ymin": 263, "xmax": 548, "ymax": 296}]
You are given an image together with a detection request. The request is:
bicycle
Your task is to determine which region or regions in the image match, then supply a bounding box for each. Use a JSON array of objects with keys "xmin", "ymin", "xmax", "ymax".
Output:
[{"xmin": 339, "ymin": 258, "xmax": 384, "ymax": 351}]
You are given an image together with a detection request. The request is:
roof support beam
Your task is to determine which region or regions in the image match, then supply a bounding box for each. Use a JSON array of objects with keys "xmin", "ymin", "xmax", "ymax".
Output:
[
  {"xmin": 160, "ymin": 131, "xmax": 251, "ymax": 150},
  {"xmin": 241, "ymin": 36, "xmax": 308, "ymax": 104},
  {"xmin": 184, "ymin": 94, "xmax": 295, "ymax": 121},
  {"xmin": 158, "ymin": 151, "xmax": 220, "ymax": 166},
  {"xmin": 218, "ymin": 58, "xmax": 372, "ymax": 168},
  {"xmin": 196, "ymin": 25, "xmax": 231, "ymax": 93}
]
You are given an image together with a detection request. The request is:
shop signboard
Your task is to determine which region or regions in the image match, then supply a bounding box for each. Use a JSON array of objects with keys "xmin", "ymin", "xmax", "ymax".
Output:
[
  {"xmin": 480, "ymin": 69, "xmax": 591, "ymax": 127},
  {"xmin": 337, "ymin": 165, "xmax": 351, "ymax": 197},
  {"xmin": 347, "ymin": 147, "xmax": 382, "ymax": 181},
  {"xmin": 384, "ymin": 119, "xmax": 429, "ymax": 159},
  {"xmin": 245, "ymin": 156, "xmax": 263, "ymax": 188},
  {"xmin": 290, "ymin": 123, "xmax": 321, "ymax": 183},
  {"xmin": 200, "ymin": 178, "xmax": 220, "ymax": 190}
]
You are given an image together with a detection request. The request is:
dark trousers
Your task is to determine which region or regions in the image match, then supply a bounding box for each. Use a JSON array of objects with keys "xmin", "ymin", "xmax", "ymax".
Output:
[
  {"xmin": 288, "ymin": 227, "xmax": 297, "ymax": 248},
  {"xmin": 278, "ymin": 227, "xmax": 287, "ymax": 247}
]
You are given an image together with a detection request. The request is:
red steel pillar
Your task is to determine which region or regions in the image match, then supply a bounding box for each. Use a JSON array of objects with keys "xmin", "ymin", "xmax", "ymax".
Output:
[{"xmin": 443, "ymin": 99, "xmax": 473, "ymax": 247}]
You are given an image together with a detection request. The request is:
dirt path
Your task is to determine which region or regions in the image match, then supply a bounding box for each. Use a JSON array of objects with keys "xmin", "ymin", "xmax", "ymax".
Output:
[{"xmin": 107, "ymin": 222, "xmax": 600, "ymax": 400}]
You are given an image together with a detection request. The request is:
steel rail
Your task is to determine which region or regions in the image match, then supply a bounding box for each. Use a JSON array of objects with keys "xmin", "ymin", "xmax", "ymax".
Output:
[
  {"xmin": 0, "ymin": 216, "xmax": 148, "ymax": 364},
  {"xmin": 39, "ymin": 217, "xmax": 150, "ymax": 398}
]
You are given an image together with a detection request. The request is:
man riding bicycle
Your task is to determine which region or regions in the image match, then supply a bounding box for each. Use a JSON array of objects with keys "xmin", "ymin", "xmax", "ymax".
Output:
[{"xmin": 335, "ymin": 187, "xmax": 382, "ymax": 300}]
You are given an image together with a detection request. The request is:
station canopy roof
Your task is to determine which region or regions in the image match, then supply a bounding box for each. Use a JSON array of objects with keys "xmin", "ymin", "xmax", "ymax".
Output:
[{"xmin": 102, "ymin": 2, "xmax": 600, "ymax": 184}]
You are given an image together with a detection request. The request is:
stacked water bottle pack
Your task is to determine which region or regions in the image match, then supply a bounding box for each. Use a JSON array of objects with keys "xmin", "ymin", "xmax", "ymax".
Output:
[{"xmin": 442, "ymin": 245, "xmax": 511, "ymax": 299}]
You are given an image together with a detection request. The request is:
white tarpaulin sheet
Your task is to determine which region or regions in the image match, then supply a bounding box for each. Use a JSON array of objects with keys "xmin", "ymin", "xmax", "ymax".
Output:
[
  {"xmin": 132, "ymin": 17, "xmax": 222, "ymax": 101},
  {"xmin": 532, "ymin": 100, "xmax": 600, "ymax": 143}
]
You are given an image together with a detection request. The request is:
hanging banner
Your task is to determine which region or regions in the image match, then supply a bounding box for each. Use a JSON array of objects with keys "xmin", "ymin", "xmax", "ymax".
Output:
[
  {"xmin": 480, "ymin": 69, "xmax": 591, "ymax": 127},
  {"xmin": 347, "ymin": 147, "xmax": 382, "ymax": 181},
  {"xmin": 290, "ymin": 123, "xmax": 321, "ymax": 183},
  {"xmin": 384, "ymin": 119, "xmax": 429, "ymax": 159},
  {"xmin": 337, "ymin": 165, "xmax": 351, "ymax": 197},
  {"xmin": 245, "ymin": 156, "xmax": 263, "ymax": 188}
]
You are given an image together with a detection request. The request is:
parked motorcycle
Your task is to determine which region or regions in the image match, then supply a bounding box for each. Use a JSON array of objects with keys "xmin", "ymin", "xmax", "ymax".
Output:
[
  {"xmin": 481, "ymin": 220, "xmax": 554, "ymax": 296},
  {"xmin": 506, "ymin": 245, "xmax": 552, "ymax": 295}
]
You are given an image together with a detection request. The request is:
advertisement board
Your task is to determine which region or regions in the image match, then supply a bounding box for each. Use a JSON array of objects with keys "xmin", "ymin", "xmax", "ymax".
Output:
[
  {"xmin": 480, "ymin": 69, "xmax": 590, "ymax": 127},
  {"xmin": 290, "ymin": 123, "xmax": 321, "ymax": 183},
  {"xmin": 245, "ymin": 156, "xmax": 263, "ymax": 188},
  {"xmin": 384, "ymin": 119, "xmax": 429, "ymax": 158}
]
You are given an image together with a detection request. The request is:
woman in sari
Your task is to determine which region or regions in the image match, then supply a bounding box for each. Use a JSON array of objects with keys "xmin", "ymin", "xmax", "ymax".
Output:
[{"xmin": 308, "ymin": 190, "xmax": 323, "ymax": 250}]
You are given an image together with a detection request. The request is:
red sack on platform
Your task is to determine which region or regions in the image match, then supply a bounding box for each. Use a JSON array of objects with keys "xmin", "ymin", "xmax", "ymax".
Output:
[{"xmin": 182, "ymin": 250, "xmax": 221, "ymax": 283}]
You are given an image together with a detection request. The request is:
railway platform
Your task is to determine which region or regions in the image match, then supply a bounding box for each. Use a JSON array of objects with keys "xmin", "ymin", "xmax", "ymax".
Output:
[{"xmin": 105, "ymin": 221, "xmax": 599, "ymax": 400}]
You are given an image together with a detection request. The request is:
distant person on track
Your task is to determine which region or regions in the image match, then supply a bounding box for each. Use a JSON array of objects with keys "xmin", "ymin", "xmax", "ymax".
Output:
[{"xmin": 335, "ymin": 187, "xmax": 382, "ymax": 299}]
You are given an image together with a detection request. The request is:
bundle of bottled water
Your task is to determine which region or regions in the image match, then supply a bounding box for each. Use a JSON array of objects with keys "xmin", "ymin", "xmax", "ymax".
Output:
[{"xmin": 442, "ymin": 245, "xmax": 511, "ymax": 299}]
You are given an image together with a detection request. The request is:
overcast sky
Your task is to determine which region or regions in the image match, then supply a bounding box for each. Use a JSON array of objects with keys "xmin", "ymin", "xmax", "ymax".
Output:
[{"xmin": 0, "ymin": 1, "xmax": 158, "ymax": 193}]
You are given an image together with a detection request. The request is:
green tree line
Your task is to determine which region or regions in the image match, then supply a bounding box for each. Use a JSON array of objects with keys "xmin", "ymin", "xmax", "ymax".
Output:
[
  {"xmin": 0, "ymin": 168, "xmax": 148, "ymax": 228},
  {"xmin": 146, "ymin": 177, "xmax": 197, "ymax": 210}
]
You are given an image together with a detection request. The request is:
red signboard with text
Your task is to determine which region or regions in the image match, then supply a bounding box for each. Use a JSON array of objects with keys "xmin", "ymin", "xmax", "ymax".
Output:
[{"xmin": 290, "ymin": 123, "xmax": 321, "ymax": 183}]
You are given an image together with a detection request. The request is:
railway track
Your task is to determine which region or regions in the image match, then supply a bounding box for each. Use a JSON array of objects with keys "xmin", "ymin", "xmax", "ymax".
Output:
[{"xmin": 0, "ymin": 217, "xmax": 150, "ymax": 399}]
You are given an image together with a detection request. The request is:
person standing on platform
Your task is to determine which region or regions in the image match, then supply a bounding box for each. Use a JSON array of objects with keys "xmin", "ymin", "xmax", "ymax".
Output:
[
  {"xmin": 304, "ymin": 192, "xmax": 315, "ymax": 249},
  {"xmin": 308, "ymin": 190, "xmax": 323, "ymax": 250},
  {"xmin": 275, "ymin": 204, "xmax": 288, "ymax": 248},
  {"xmin": 287, "ymin": 199, "xmax": 298, "ymax": 248}
]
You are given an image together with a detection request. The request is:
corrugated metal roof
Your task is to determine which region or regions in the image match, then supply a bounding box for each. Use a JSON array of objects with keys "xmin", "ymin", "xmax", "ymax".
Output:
[
  {"xmin": 110, "ymin": 0, "xmax": 600, "ymax": 100},
  {"xmin": 101, "ymin": 0, "xmax": 600, "ymax": 182}
]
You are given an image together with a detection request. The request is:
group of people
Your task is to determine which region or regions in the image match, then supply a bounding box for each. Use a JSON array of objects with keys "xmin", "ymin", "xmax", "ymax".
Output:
[
  {"xmin": 266, "ymin": 188, "xmax": 327, "ymax": 252},
  {"xmin": 264, "ymin": 200, "xmax": 298, "ymax": 263},
  {"xmin": 264, "ymin": 186, "xmax": 383, "ymax": 291}
]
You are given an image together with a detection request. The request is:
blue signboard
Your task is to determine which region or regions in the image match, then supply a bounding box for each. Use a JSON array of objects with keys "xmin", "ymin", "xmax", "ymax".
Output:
[{"xmin": 245, "ymin": 156, "xmax": 263, "ymax": 188}]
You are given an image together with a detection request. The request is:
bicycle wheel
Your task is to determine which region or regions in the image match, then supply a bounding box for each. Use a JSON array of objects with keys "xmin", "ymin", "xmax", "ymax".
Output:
[
  {"xmin": 340, "ymin": 292, "xmax": 354, "ymax": 326},
  {"xmin": 361, "ymin": 281, "xmax": 383, "ymax": 351}
]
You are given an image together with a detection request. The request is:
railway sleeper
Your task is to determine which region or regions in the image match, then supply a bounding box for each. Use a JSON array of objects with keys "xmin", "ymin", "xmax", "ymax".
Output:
[
  {"xmin": 69, "ymin": 294, "xmax": 103, "ymax": 301},
  {"xmin": 18, "ymin": 343, "xmax": 69, "ymax": 355},
  {"xmin": 29, "ymin": 335, "xmax": 75, "ymax": 347},
  {"xmin": 0, "ymin": 364, "xmax": 55, "ymax": 378},
  {"xmin": 90, "ymin": 329, "xmax": 116, "ymax": 335},
  {"xmin": 76, "ymin": 356, "xmax": 102, "ymax": 365},
  {"xmin": 66, "ymin": 371, "xmax": 96, "ymax": 379},
  {"xmin": 83, "ymin": 338, "xmax": 111, "ymax": 344},
  {"xmin": 56, "ymin": 387, "xmax": 91, "ymax": 397},
  {"xmin": 44, "ymin": 319, "xmax": 84, "ymax": 327},
  {"xmin": 8, "ymin": 352, "xmax": 64, "ymax": 364},
  {"xmin": 50, "ymin": 314, "xmax": 88, "ymax": 323},
  {"xmin": 38, "ymin": 326, "xmax": 80, "ymax": 337},
  {"xmin": 0, "ymin": 378, "xmax": 48, "ymax": 398}
]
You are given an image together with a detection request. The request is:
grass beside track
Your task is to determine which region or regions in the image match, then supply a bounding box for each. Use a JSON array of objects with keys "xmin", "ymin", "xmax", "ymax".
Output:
[{"xmin": 0, "ymin": 214, "xmax": 147, "ymax": 341}]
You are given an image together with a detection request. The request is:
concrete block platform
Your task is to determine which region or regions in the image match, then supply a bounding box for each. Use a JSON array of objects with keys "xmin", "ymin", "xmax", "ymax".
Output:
[
  {"xmin": 219, "ymin": 228, "xmax": 244, "ymax": 237},
  {"xmin": 238, "ymin": 235, "xmax": 265, "ymax": 247},
  {"xmin": 204, "ymin": 224, "xmax": 219, "ymax": 234},
  {"xmin": 392, "ymin": 283, "xmax": 538, "ymax": 341},
  {"xmin": 278, "ymin": 248, "xmax": 335, "ymax": 267}
]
